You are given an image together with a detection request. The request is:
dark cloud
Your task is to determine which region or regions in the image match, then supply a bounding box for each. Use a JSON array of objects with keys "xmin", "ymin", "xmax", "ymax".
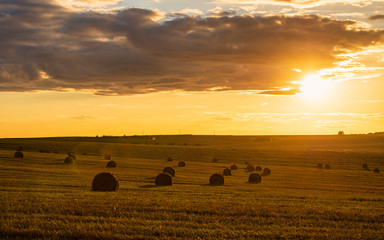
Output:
[
  {"xmin": 258, "ymin": 89, "xmax": 300, "ymax": 95},
  {"xmin": 369, "ymin": 15, "xmax": 384, "ymax": 20},
  {"xmin": 0, "ymin": 0, "xmax": 383, "ymax": 95}
]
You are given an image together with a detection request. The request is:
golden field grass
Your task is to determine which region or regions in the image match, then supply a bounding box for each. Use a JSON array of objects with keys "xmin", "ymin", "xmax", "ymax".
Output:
[{"xmin": 0, "ymin": 135, "xmax": 383, "ymax": 239}]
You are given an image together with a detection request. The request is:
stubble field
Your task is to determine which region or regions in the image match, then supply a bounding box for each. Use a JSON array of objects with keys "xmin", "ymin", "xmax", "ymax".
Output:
[{"xmin": 0, "ymin": 135, "xmax": 383, "ymax": 239}]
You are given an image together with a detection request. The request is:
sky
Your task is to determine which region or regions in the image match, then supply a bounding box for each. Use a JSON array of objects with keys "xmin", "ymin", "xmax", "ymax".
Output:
[{"xmin": 0, "ymin": 0, "xmax": 384, "ymax": 137}]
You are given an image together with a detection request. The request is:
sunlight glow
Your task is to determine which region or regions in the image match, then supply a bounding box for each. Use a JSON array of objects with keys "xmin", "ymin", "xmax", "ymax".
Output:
[{"xmin": 300, "ymin": 74, "xmax": 331, "ymax": 100}]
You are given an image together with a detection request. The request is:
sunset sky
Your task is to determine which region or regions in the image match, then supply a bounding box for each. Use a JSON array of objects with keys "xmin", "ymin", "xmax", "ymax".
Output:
[{"xmin": 1, "ymin": 0, "xmax": 384, "ymax": 137}]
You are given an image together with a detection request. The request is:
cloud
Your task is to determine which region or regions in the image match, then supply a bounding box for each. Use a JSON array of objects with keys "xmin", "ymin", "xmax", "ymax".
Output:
[
  {"xmin": 0, "ymin": 1, "xmax": 383, "ymax": 95},
  {"xmin": 369, "ymin": 15, "xmax": 384, "ymax": 20}
]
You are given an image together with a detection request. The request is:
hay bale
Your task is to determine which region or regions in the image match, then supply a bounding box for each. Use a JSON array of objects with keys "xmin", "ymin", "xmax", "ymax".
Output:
[
  {"xmin": 178, "ymin": 161, "xmax": 186, "ymax": 167},
  {"xmin": 106, "ymin": 160, "xmax": 116, "ymax": 168},
  {"xmin": 324, "ymin": 164, "xmax": 330, "ymax": 170},
  {"xmin": 92, "ymin": 172, "xmax": 119, "ymax": 191},
  {"xmin": 167, "ymin": 157, "xmax": 173, "ymax": 162},
  {"xmin": 163, "ymin": 167, "xmax": 175, "ymax": 177},
  {"xmin": 248, "ymin": 173, "xmax": 262, "ymax": 183},
  {"xmin": 104, "ymin": 153, "xmax": 111, "ymax": 160},
  {"xmin": 64, "ymin": 156, "xmax": 74, "ymax": 164},
  {"xmin": 155, "ymin": 172, "xmax": 173, "ymax": 186},
  {"xmin": 212, "ymin": 157, "xmax": 218, "ymax": 163},
  {"xmin": 14, "ymin": 151, "xmax": 23, "ymax": 158},
  {"xmin": 255, "ymin": 166, "xmax": 262, "ymax": 171},
  {"xmin": 317, "ymin": 163, "xmax": 323, "ymax": 169},
  {"xmin": 262, "ymin": 168, "xmax": 271, "ymax": 176},
  {"xmin": 223, "ymin": 168, "xmax": 232, "ymax": 176},
  {"xmin": 230, "ymin": 164, "xmax": 238, "ymax": 170},
  {"xmin": 68, "ymin": 152, "xmax": 76, "ymax": 160},
  {"xmin": 209, "ymin": 173, "xmax": 224, "ymax": 185},
  {"xmin": 373, "ymin": 168, "xmax": 380, "ymax": 173},
  {"xmin": 247, "ymin": 165, "xmax": 255, "ymax": 172}
]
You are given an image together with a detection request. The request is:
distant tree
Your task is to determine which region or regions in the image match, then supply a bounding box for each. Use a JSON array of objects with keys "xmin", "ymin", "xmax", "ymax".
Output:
[{"xmin": 338, "ymin": 131, "xmax": 344, "ymax": 136}]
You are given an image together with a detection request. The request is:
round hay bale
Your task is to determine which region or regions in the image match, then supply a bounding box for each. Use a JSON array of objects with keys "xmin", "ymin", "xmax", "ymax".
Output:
[
  {"xmin": 167, "ymin": 157, "xmax": 173, "ymax": 162},
  {"xmin": 373, "ymin": 168, "xmax": 380, "ymax": 173},
  {"xmin": 155, "ymin": 172, "xmax": 173, "ymax": 186},
  {"xmin": 317, "ymin": 163, "xmax": 323, "ymax": 169},
  {"xmin": 230, "ymin": 164, "xmax": 238, "ymax": 170},
  {"xmin": 223, "ymin": 168, "xmax": 232, "ymax": 176},
  {"xmin": 324, "ymin": 164, "xmax": 330, "ymax": 170},
  {"xmin": 212, "ymin": 157, "xmax": 218, "ymax": 163},
  {"xmin": 92, "ymin": 172, "xmax": 119, "ymax": 191},
  {"xmin": 209, "ymin": 173, "xmax": 224, "ymax": 185},
  {"xmin": 68, "ymin": 152, "xmax": 76, "ymax": 160},
  {"xmin": 106, "ymin": 160, "xmax": 116, "ymax": 168},
  {"xmin": 248, "ymin": 173, "xmax": 262, "ymax": 183},
  {"xmin": 178, "ymin": 161, "xmax": 186, "ymax": 167},
  {"xmin": 247, "ymin": 165, "xmax": 255, "ymax": 172},
  {"xmin": 255, "ymin": 166, "xmax": 262, "ymax": 171},
  {"xmin": 104, "ymin": 153, "xmax": 111, "ymax": 160},
  {"xmin": 262, "ymin": 168, "xmax": 271, "ymax": 176},
  {"xmin": 163, "ymin": 167, "xmax": 175, "ymax": 177},
  {"xmin": 64, "ymin": 156, "xmax": 74, "ymax": 164},
  {"xmin": 14, "ymin": 151, "xmax": 23, "ymax": 158}
]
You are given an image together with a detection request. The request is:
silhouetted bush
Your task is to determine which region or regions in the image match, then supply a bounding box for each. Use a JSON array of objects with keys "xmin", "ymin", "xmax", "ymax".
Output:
[
  {"xmin": 209, "ymin": 173, "xmax": 224, "ymax": 185},
  {"xmin": 212, "ymin": 158, "xmax": 218, "ymax": 163},
  {"xmin": 92, "ymin": 172, "xmax": 119, "ymax": 191},
  {"xmin": 362, "ymin": 163, "xmax": 370, "ymax": 170},
  {"xmin": 68, "ymin": 152, "xmax": 76, "ymax": 160},
  {"xmin": 178, "ymin": 161, "xmax": 186, "ymax": 167},
  {"xmin": 255, "ymin": 166, "xmax": 262, "ymax": 171},
  {"xmin": 373, "ymin": 168, "xmax": 380, "ymax": 173},
  {"xmin": 163, "ymin": 167, "xmax": 175, "ymax": 177},
  {"xmin": 106, "ymin": 160, "xmax": 116, "ymax": 168},
  {"xmin": 155, "ymin": 172, "xmax": 173, "ymax": 186},
  {"xmin": 325, "ymin": 164, "xmax": 330, "ymax": 170},
  {"xmin": 167, "ymin": 157, "xmax": 173, "ymax": 162},
  {"xmin": 317, "ymin": 163, "xmax": 323, "ymax": 169},
  {"xmin": 248, "ymin": 173, "xmax": 262, "ymax": 183}
]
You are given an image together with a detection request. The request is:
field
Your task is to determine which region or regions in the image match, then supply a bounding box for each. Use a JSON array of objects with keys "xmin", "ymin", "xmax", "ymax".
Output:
[{"xmin": 0, "ymin": 135, "xmax": 384, "ymax": 239}]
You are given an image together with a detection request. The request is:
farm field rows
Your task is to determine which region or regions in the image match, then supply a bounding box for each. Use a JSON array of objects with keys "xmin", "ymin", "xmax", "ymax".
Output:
[{"xmin": 0, "ymin": 135, "xmax": 384, "ymax": 239}]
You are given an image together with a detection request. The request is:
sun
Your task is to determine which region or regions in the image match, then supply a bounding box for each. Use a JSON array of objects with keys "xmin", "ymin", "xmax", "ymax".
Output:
[{"xmin": 299, "ymin": 74, "xmax": 331, "ymax": 99}]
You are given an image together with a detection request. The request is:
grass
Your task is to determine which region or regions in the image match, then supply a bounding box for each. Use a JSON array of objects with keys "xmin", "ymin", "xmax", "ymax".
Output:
[{"xmin": 0, "ymin": 135, "xmax": 384, "ymax": 239}]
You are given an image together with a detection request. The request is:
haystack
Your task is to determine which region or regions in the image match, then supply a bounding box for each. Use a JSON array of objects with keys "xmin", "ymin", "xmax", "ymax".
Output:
[
  {"xmin": 373, "ymin": 168, "xmax": 380, "ymax": 173},
  {"xmin": 223, "ymin": 168, "xmax": 232, "ymax": 176},
  {"xmin": 64, "ymin": 156, "xmax": 74, "ymax": 164},
  {"xmin": 106, "ymin": 160, "xmax": 116, "ymax": 168},
  {"xmin": 247, "ymin": 165, "xmax": 255, "ymax": 172},
  {"xmin": 92, "ymin": 172, "xmax": 119, "ymax": 191},
  {"xmin": 178, "ymin": 161, "xmax": 186, "ymax": 167},
  {"xmin": 163, "ymin": 167, "xmax": 175, "ymax": 177},
  {"xmin": 262, "ymin": 168, "xmax": 271, "ymax": 176},
  {"xmin": 317, "ymin": 163, "xmax": 323, "ymax": 169},
  {"xmin": 230, "ymin": 164, "xmax": 238, "ymax": 170},
  {"xmin": 155, "ymin": 172, "xmax": 173, "ymax": 186},
  {"xmin": 14, "ymin": 151, "xmax": 23, "ymax": 158},
  {"xmin": 255, "ymin": 166, "xmax": 262, "ymax": 171},
  {"xmin": 209, "ymin": 173, "xmax": 224, "ymax": 185},
  {"xmin": 167, "ymin": 157, "xmax": 173, "ymax": 162},
  {"xmin": 68, "ymin": 152, "xmax": 76, "ymax": 160},
  {"xmin": 324, "ymin": 164, "xmax": 330, "ymax": 170},
  {"xmin": 248, "ymin": 173, "xmax": 262, "ymax": 183}
]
